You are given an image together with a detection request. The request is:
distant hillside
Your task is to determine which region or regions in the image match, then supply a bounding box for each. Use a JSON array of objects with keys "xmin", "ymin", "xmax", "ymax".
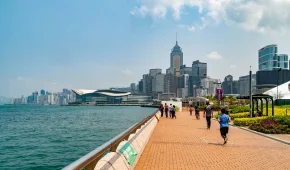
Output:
[{"xmin": 0, "ymin": 96, "xmax": 12, "ymax": 104}]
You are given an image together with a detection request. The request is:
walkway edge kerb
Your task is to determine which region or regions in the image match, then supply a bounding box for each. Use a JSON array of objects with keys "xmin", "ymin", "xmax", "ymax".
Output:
[{"xmin": 213, "ymin": 118, "xmax": 290, "ymax": 145}]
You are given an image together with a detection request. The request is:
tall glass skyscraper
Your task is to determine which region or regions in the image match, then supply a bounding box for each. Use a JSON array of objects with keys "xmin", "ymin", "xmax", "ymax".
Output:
[
  {"xmin": 170, "ymin": 41, "xmax": 183, "ymax": 76},
  {"xmin": 258, "ymin": 44, "xmax": 288, "ymax": 71}
]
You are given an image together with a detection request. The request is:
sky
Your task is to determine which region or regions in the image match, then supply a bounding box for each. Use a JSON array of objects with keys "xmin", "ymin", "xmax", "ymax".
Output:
[{"xmin": 1, "ymin": 0, "xmax": 290, "ymax": 98}]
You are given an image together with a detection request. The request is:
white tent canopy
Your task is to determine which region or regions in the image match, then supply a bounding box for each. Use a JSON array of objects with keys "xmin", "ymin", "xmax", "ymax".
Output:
[{"xmin": 263, "ymin": 81, "xmax": 290, "ymax": 100}]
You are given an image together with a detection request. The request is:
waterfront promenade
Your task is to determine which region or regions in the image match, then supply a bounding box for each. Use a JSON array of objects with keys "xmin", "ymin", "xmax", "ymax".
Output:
[{"xmin": 135, "ymin": 109, "xmax": 290, "ymax": 170}]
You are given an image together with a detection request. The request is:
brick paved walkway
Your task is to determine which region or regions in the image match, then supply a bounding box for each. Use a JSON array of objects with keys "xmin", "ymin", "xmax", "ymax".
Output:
[{"xmin": 135, "ymin": 110, "xmax": 290, "ymax": 170}]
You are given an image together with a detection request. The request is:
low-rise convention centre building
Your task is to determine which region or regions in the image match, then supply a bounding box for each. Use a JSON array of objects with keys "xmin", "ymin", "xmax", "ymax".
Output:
[{"xmin": 71, "ymin": 89, "xmax": 152, "ymax": 105}]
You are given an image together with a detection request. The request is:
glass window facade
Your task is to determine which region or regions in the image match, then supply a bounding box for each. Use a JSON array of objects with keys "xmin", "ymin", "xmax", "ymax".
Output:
[{"xmin": 258, "ymin": 45, "xmax": 288, "ymax": 71}]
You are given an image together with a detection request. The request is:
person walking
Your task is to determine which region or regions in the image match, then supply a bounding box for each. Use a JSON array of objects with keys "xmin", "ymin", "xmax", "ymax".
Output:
[
  {"xmin": 225, "ymin": 106, "xmax": 230, "ymax": 116},
  {"xmin": 159, "ymin": 104, "xmax": 164, "ymax": 117},
  {"xmin": 188, "ymin": 101, "xmax": 193, "ymax": 111},
  {"xmin": 169, "ymin": 104, "xmax": 173, "ymax": 118},
  {"xmin": 172, "ymin": 105, "xmax": 177, "ymax": 119},
  {"xmin": 195, "ymin": 106, "xmax": 200, "ymax": 120},
  {"xmin": 203, "ymin": 102, "xmax": 213, "ymax": 129},
  {"xmin": 189, "ymin": 105, "xmax": 193, "ymax": 116},
  {"xmin": 164, "ymin": 103, "xmax": 169, "ymax": 118},
  {"xmin": 218, "ymin": 108, "xmax": 231, "ymax": 145}
]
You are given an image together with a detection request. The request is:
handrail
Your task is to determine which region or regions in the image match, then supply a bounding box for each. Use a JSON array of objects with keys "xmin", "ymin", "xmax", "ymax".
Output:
[{"xmin": 62, "ymin": 109, "xmax": 158, "ymax": 170}]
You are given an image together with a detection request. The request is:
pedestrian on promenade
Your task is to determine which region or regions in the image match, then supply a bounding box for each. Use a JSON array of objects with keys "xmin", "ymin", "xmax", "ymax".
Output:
[
  {"xmin": 189, "ymin": 105, "xmax": 193, "ymax": 116},
  {"xmin": 195, "ymin": 106, "xmax": 200, "ymax": 120},
  {"xmin": 164, "ymin": 103, "xmax": 169, "ymax": 118},
  {"xmin": 188, "ymin": 101, "xmax": 193, "ymax": 111},
  {"xmin": 218, "ymin": 108, "xmax": 230, "ymax": 145},
  {"xmin": 203, "ymin": 101, "xmax": 213, "ymax": 129},
  {"xmin": 172, "ymin": 105, "xmax": 177, "ymax": 119},
  {"xmin": 225, "ymin": 105, "xmax": 230, "ymax": 116},
  {"xmin": 159, "ymin": 104, "xmax": 164, "ymax": 117},
  {"xmin": 169, "ymin": 104, "xmax": 173, "ymax": 118}
]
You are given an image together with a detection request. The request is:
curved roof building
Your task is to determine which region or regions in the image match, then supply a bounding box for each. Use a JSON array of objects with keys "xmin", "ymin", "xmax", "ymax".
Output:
[{"xmin": 72, "ymin": 89, "xmax": 132, "ymax": 104}]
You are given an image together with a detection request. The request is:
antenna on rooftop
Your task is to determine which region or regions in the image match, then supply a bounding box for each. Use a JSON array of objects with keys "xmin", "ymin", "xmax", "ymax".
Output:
[{"xmin": 176, "ymin": 32, "xmax": 178, "ymax": 45}]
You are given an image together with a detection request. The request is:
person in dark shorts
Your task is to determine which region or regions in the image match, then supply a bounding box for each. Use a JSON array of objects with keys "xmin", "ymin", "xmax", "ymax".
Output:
[
  {"xmin": 172, "ymin": 105, "xmax": 177, "ymax": 119},
  {"xmin": 218, "ymin": 108, "xmax": 231, "ymax": 145},
  {"xmin": 164, "ymin": 103, "xmax": 168, "ymax": 118},
  {"xmin": 189, "ymin": 105, "xmax": 193, "ymax": 116},
  {"xmin": 159, "ymin": 104, "xmax": 164, "ymax": 117},
  {"xmin": 195, "ymin": 106, "xmax": 200, "ymax": 120},
  {"xmin": 203, "ymin": 102, "xmax": 213, "ymax": 129}
]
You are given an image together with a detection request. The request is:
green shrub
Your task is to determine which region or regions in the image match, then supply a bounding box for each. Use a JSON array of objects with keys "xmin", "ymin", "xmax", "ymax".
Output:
[
  {"xmin": 175, "ymin": 106, "xmax": 180, "ymax": 112},
  {"xmin": 214, "ymin": 113, "xmax": 220, "ymax": 119},
  {"xmin": 230, "ymin": 105, "xmax": 250, "ymax": 113},
  {"xmin": 249, "ymin": 119, "xmax": 290, "ymax": 134},
  {"xmin": 234, "ymin": 117, "xmax": 268, "ymax": 126},
  {"xmin": 230, "ymin": 113, "xmax": 249, "ymax": 120},
  {"xmin": 214, "ymin": 112, "xmax": 248, "ymax": 120},
  {"xmin": 198, "ymin": 104, "xmax": 221, "ymax": 110},
  {"xmin": 268, "ymin": 116, "xmax": 290, "ymax": 127}
]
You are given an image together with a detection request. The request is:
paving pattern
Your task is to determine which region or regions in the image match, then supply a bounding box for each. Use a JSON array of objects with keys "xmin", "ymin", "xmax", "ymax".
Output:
[{"xmin": 135, "ymin": 110, "xmax": 290, "ymax": 170}]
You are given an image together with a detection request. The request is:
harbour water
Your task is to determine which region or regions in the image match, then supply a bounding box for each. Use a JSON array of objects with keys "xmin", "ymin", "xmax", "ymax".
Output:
[{"xmin": 0, "ymin": 105, "xmax": 156, "ymax": 170}]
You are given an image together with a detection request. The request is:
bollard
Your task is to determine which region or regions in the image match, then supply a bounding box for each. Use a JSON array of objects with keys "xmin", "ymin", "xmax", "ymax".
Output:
[{"xmin": 154, "ymin": 114, "xmax": 159, "ymax": 121}]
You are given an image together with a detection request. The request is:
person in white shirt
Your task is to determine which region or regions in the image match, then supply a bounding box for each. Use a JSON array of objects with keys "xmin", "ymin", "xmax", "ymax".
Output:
[{"xmin": 169, "ymin": 104, "xmax": 173, "ymax": 118}]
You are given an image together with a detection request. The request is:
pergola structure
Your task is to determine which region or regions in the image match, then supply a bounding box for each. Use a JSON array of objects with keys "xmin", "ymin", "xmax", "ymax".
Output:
[
  {"xmin": 182, "ymin": 97, "xmax": 209, "ymax": 106},
  {"xmin": 237, "ymin": 94, "xmax": 274, "ymax": 116}
]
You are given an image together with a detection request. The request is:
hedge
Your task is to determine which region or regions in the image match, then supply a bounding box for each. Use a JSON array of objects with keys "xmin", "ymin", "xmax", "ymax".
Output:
[
  {"xmin": 214, "ymin": 112, "xmax": 249, "ymax": 120},
  {"xmin": 198, "ymin": 104, "xmax": 221, "ymax": 110},
  {"xmin": 230, "ymin": 106, "xmax": 250, "ymax": 114},
  {"xmin": 230, "ymin": 113, "xmax": 249, "ymax": 120},
  {"xmin": 233, "ymin": 117, "xmax": 268, "ymax": 126},
  {"xmin": 268, "ymin": 116, "xmax": 290, "ymax": 127},
  {"xmin": 249, "ymin": 119, "xmax": 290, "ymax": 134}
]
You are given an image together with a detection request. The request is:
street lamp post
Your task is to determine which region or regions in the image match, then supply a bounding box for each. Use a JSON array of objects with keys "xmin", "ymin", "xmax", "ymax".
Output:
[
  {"xmin": 214, "ymin": 79, "xmax": 222, "ymax": 105},
  {"xmin": 277, "ymin": 68, "xmax": 282, "ymax": 100}
]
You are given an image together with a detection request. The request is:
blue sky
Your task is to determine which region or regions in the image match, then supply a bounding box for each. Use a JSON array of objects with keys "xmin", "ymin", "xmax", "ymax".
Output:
[{"xmin": 1, "ymin": 0, "xmax": 290, "ymax": 98}]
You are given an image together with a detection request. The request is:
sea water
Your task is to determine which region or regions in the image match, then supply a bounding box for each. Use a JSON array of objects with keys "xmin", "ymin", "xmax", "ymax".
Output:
[{"xmin": 0, "ymin": 105, "xmax": 156, "ymax": 170}]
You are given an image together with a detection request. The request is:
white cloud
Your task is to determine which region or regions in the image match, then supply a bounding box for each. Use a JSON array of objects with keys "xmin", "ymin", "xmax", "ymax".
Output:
[
  {"xmin": 208, "ymin": 52, "xmax": 222, "ymax": 60},
  {"xmin": 132, "ymin": 0, "xmax": 290, "ymax": 33},
  {"xmin": 177, "ymin": 24, "xmax": 196, "ymax": 32},
  {"xmin": 229, "ymin": 64, "xmax": 237, "ymax": 69},
  {"xmin": 122, "ymin": 69, "xmax": 133, "ymax": 75},
  {"xmin": 187, "ymin": 26, "xmax": 196, "ymax": 32}
]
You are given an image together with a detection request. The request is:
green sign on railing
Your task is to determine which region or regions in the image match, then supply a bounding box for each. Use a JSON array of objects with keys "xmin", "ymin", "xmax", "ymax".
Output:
[{"xmin": 118, "ymin": 142, "xmax": 137, "ymax": 165}]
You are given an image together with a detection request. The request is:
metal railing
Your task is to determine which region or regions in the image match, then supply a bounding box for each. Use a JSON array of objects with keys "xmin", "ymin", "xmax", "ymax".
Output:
[{"xmin": 62, "ymin": 109, "xmax": 158, "ymax": 170}]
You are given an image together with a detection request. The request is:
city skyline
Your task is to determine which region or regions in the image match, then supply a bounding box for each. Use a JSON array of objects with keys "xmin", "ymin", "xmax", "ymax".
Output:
[{"xmin": 1, "ymin": 0, "xmax": 290, "ymax": 98}]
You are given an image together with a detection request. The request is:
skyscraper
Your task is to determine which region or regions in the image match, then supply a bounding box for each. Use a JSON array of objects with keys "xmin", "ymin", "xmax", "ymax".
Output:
[
  {"xmin": 170, "ymin": 35, "xmax": 183, "ymax": 76},
  {"xmin": 40, "ymin": 89, "xmax": 45, "ymax": 95},
  {"xmin": 189, "ymin": 60, "xmax": 207, "ymax": 95},
  {"xmin": 166, "ymin": 67, "xmax": 176, "ymax": 75},
  {"xmin": 143, "ymin": 74, "xmax": 153, "ymax": 96},
  {"xmin": 239, "ymin": 74, "xmax": 256, "ymax": 96},
  {"xmin": 138, "ymin": 79, "xmax": 143, "ymax": 93},
  {"xmin": 152, "ymin": 73, "xmax": 165, "ymax": 93},
  {"xmin": 258, "ymin": 44, "xmax": 288, "ymax": 71},
  {"xmin": 130, "ymin": 83, "xmax": 136, "ymax": 92},
  {"xmin": 192, "ymin": 60, "xmax": 207, "ymax": 78},
  {"xmin": 222, "ymin": 75, "xmax": 240, "ymax": 94},
  {"xmin": 164, "ymin": 74, "xmax": 178, "ymax": 96},
  {"xmin": 149, "ymin": 69, "xmax": 162, "ymax": 77},
  {"xmin": 177, "ymin": 74, "xmax": 189, "ymax": 98},
  {"xmin": 180, "ymin": 65, "xmax": 192, "ymax": 76}
]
